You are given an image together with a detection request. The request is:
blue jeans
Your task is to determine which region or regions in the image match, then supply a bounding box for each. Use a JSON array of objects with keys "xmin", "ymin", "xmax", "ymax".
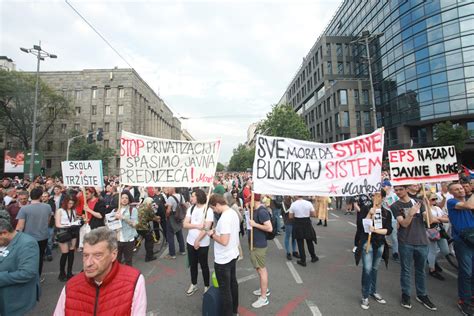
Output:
[
  {"xmin": 272, "ymin": 208, "xmax": 281, "ymax": 233},
  {"xmin": 166, "ymin": 220, "xmax": 185, "ymax": 256},
  {"xmin": 454, "ymin": 239, "xmax": 474, "ymax": 303},
  {"xmin": 361, "ymin": 241, "xmax": 384, "ymax": 298},
  {"xmin": 399, "ymin": 243, "xmax": 428, "ymax": 296},
  {"xmin": 284, "ymin": 223, "xmax": 297, "ymax": 254},
  {"xmin": 45, "ymin": 226, "xmax": 55, "ymax": 256},
  {"xmin": 427, "ymin": 238, "xmax": 450, "ymax": 269}
]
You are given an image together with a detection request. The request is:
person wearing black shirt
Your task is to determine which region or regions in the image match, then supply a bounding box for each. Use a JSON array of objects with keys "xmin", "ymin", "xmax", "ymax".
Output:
[{"xmin": 356, "ymin": 192, "xmax": 392, "ymax": 310}]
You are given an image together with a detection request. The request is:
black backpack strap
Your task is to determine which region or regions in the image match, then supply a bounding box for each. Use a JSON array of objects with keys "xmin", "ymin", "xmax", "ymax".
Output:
[{"xmin": 191, "ymin": 205, "xmax": 196, "ymax": 215}]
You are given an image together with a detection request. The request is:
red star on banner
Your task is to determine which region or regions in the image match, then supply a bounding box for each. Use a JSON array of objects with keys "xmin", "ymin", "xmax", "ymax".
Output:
[
  {"xmin": 328, "ymin": 184, "xmax": 338, "ymax": 194},
  {"xmin": 79, "ymin": 171, "xmax": 83, "ymax": 176}
]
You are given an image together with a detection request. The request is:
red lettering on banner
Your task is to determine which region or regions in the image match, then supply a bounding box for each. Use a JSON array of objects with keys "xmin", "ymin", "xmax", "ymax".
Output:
[
  {"xmin": 332, "ymin": 132, "xmax": 382, "ymax": 158},
  {"xmin": 196, "ymin": 173, "xmax": 213, "ymax": 183},
  {"xmin": 389, "ymin": 150, "xmax": 414, "ymax": 163},
  {"xmin": 120, "ymin": 138, "xmax": 144, "ymax": 157},
  {"xmin": 325, "ymin": 156, "xmax": 382, "ymax": 179}
]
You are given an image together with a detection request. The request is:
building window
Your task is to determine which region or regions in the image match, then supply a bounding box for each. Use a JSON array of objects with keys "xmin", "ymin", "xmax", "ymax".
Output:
[
  {"xmin": 46, "ymin": 159, "xmax": 52, "ymax": 169},
  {"xmin": 92, "ymin": 87, "xmax": 97, "ymax": 99},
  {"xmin": 119, "ymin": 87, "xmax": 124, "ymax": 98},
  {"xmin": 116, "ymin": 140, "xmax": 120, "ymax": 149},
  {"xmin": 346, "ymin": 62, "xmax": 351, "ymax": 75},
  {"xmin": 74, "ymin": 123, "xmax": 80, "ymax": 131},
  {"xmin": 6, "ymin": 142, "xmax": 12, "ymax": 150},
  {"xmin": 60, "ymin": 142, "xmax": 66, "ymax": 151},
  {"xmin": 92, "ymin": 105, "xmax": 97, "ymax": 115},
  {"xmin": 104, "ymin": 122, "xmax": 110, "ymax": 132},
  {"xmin": 91, "ymin": 122, "xmax": 96, "ymax": 131},
  {"xmin": 363, "ymin": 111, "xmax": 371, "ymax": 127},
  {"xmin": 48, "ymin": 107, "xmax": 55, "ymax": 117},
  {"xmin": 342, "ymin": 111, "xmax": 350, "ymax": 127},
  {"xmin": 356, "ymin": 111, "xmax": 361, "ymax": 127},
  {"xmin": 468, "ymin": 122, "xmax": 474, "ymax": 139},
  {"xmin": 339, "ymin": 90, "xmax": 348, "ymax": 105},
  {"xmin": 354, "ymin": 90, "xmax": 360, "ymax": 104},
  {"xmin": 61, "ymin": 123, "xmax": 67, "ymax": 133},
  {"xmin": 75, "ymin": 107, "xmax": 81, "ymax": 116},
  {"xmin": 336, "ymin": 43, "xmax": 343, "ymax": 56},
  {"xmin": 117, "ymin": 122, "xmax": 122, "ymax": 132},
  {"xmin": 118, "ymin": 105, "xmax": 124, "ymax": 115},
  {"xmin": 105, "ymin": 105, "xmax": 111, "ymax": 115},
  {"xmin": 327, "ymin": 62, "xmax": 332, "ymax": 74},
  {"xmin": 362, "ymin": 89, "xmax": 369, "ymax": 104},
  {"xmin": 335, "ymin": 113, "xmax": 340, "ymax": 128},
  {"xmin": 47, "ymin": 141, "xmax": 53, "ymax": 151},
  {"xmin": 116, "ymin": 157, "xmax": 120, "ymax": 168},
  {"xmin": 104, "ymin": 139, "xmax": 109, "ymax": 148},
  {"xmin": 105, "ymin": 86, "xmax": 111, "ymax": 98},
  {"xmin": 326, "ymin": 43, "xmax": 331, "ymax": 55},
  {"xmin": 75, "ymin": 90, "xmax": 82, "ymax": 101},
  {"xmin": 337, "ymin": 62, "xmax": 344, "ymax": 74}
]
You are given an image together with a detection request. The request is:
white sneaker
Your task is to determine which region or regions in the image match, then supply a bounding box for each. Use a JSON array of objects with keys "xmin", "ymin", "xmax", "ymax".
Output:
[
  {"xmin": 204, "ymin": 286, "xmax": 209, "ymax": 293},
  {"xmin": 352, "ymin": 246, "xmax": 358, "ymax": 253},
  {"xmin": 252, "ymin": 288, "xmax": 271, "ymax": 296},
  {"xmin": 371, "ymin": 293, "xmax": 386, "ymax": 304},
  {"xmin": 361, "ymin": 298, "xmax": 369, "ymax": 310},
  {"xmin": 252, "ymin": 296, "xmax": 269, "ymax": 308},
  {"xmin": 186, "ymin": 284, "xmax": 198, "ymax": 296}
]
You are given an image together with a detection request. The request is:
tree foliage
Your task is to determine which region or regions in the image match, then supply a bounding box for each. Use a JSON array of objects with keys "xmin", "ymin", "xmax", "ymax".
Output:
[
  {"xmin": 228, "ymin": 144, "xmax": 255, "ymax": 172},
  {"xmin": 433, "ymin": 121, "xmax": 469, "ymax": 154},
  {"xmin": 257, "ymin": 104, "xmax": 310, "ymax": 140},
  {"xmin": 68, "ymin": 131, "xmax": 115, "ymax": 174},
  {"xmin": 0, "ymin": 70, "xmax": 71, "ymax": 149}
]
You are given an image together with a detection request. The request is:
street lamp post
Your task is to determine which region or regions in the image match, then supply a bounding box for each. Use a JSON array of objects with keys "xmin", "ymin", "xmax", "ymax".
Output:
[
  {"xmin": 20, "ymin": 41, "xmax": 57, "ymax": 180},
  {"xmin": 352, "ymin": 31, "xmax": 383, "ymax": 130}
]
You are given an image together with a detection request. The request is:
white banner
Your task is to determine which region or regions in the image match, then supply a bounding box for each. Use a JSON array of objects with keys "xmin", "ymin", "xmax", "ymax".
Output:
[
  {"xmin": 388, "ymin": 146, "xmax": 458, "ymax": 185},
  {"xmin": 252, "ymin": 128, "xmax": 384, "ymax": 196},
  {"xmin": 61, "ymin": 160, "xmax": 104, "ymax": 187},
  {"xmin": 119, "ymin": 131, "xmax": 220, "ymax": 187}
]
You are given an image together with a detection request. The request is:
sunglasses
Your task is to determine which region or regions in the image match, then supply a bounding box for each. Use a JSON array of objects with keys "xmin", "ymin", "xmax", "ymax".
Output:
[{"xmin": 430, "ymin": 198, "xmax": 437, "ymax": 201}]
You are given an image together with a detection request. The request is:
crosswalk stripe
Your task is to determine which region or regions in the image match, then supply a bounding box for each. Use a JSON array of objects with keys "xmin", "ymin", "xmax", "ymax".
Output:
[
  {"xmin": 286, "ymin": 262, "xmax": 303, "ymax": 284},
  {"xmin": 305, "ymin": 300, "xmax": 322, "ymax": 316}
]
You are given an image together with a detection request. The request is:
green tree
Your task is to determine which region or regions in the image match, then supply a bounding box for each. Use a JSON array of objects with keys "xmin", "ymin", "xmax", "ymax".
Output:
[
  {"xmin": 228, "ymin": 144, "xmax": 255, "ymax": 171},
  {"xmin": 433, "ymin": 121, "xmax": 469, "ymax": 154},
  {"xmin": 257, "ymin": 104, "xmax": 310, "ymax": 140},
  {"xmin": 216, "ymin": 162, "xmax": 225, "ymax": 172},
  {"xmin": 68, "ymin": 131, "xmax": 115, "ymax": 174},
  {"xmin": 0, "ymin": 70, "xmax": 71, "ymax": 149}
]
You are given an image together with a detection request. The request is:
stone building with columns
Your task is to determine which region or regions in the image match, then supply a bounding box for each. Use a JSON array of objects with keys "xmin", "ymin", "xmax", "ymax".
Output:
[{"xmin": 25, "ymin": 67, "xmax": 183, "ymax": 176}]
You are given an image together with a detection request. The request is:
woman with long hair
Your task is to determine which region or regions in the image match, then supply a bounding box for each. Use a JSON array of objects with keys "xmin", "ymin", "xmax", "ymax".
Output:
[
  {"xmin": 55, "ymin": 195, "xmax": 78, "ymax": 281},
  {"xmin": 114, "ymin": 191, "xmax": 138, "ymax": 266}
]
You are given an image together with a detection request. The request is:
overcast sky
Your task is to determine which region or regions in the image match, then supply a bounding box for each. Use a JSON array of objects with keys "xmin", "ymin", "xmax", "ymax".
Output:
[{"xmin": 1, "ymin": 0, "xmax": 341, "ymax": 163}]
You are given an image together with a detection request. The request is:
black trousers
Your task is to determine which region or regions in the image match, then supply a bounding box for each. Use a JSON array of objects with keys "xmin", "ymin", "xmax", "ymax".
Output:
[
  {"xmin": 187, "ymin": 243, "xmax": 210, "ymax": 286},
  {"xmin": 214, "ymin": 258, "xmax": 239, "ymax": 316},
  {"xmin": 118, "ymin": 241, "xmax": 134, "ymax": 266},
  {"xmin": 38, "ymin": 239, "xmax": 48, "ymax": 275},
  {"xmin": 138, "ymin": 230, "xmax": 154, "ymax": 259},
  {"xmin": 296, "ymin": 238, "xmax": 316, "ymax": 263}
]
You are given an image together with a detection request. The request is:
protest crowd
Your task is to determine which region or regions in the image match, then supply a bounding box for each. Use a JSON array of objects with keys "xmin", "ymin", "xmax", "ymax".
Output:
[{"xmin": 0, "ymin": 131, "xmax": 473, "ymax": 316}]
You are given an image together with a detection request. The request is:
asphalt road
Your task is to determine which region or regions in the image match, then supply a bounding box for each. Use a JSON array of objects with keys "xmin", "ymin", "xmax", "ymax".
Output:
[{"xmin": 29, "ymin": 210, "xmax": 461, "ymax": 315}]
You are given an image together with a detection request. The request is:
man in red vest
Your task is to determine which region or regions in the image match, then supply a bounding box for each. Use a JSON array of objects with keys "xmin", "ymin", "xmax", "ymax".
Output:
[{"xmin": 53, "ymin": 227, "xmax": 147, "ymax": 315}]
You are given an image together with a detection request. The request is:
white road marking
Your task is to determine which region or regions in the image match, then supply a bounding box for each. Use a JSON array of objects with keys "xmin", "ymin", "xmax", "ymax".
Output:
[
  {"xmin": 286, "ymin": 261, "xmax": 303, "ymax": 284},
  {"xmin": 306, "ymin": 299, "xmax": 322, "ymax": 316},
  {"xmin": 274, "ymin": 238, "xmax": 283, "ymax": 250},
  {"xmin": 159, "ymin": 250, "xmax": 169, "ymax": 259},
  {"xmin": 330, "ymin": 212, "xmax": 340, "ymax": 218},
  {"xmin": 237, "ymin": 274, "xmax": 258, "ymax": 284},
  {"xmin": 347, "ymin": 221, "xmax": 357, "ymax": 227}
]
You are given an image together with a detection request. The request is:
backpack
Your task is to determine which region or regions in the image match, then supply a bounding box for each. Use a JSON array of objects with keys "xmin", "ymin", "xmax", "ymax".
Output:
[
  {"xmin": 256, "ymin": 206, "xmax": 277, "ymax": 240},
  {"xmin": 274, "ymin": 195, "xmax": 283, "ymax": 208},
  {"xmin": 171, "ymin": 195, "xmax": 187, "ymax": 223}
]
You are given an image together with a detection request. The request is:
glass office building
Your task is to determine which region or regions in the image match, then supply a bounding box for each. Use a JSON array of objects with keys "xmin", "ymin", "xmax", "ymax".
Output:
[{"xmin": 282, "ymin": 0, "xmax": 474, "ymax": 161}]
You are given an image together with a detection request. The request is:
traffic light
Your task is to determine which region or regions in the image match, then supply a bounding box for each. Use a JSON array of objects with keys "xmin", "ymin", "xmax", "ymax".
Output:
[
  {"xmin": 97, "ymin": 128, "xmax": 104, "ymax": 141},
  {"xmin": 87, "ymin": 131, "xmax": 93, "ymax": 144}
]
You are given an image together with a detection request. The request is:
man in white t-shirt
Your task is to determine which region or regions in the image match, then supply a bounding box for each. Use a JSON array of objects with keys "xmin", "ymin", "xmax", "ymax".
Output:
[
  {"xmin": 207, "ymin": 194, "xmax": 240, "ymax": 316},
  {"xmin": 183, "ymin": 189, "xmax": 214, "ymax": 296}
]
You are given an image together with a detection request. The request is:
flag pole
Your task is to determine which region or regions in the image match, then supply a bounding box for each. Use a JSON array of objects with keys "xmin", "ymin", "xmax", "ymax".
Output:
[{"xmin": 250, "ymin": 192, "xmax": 255, "ymax": 252}]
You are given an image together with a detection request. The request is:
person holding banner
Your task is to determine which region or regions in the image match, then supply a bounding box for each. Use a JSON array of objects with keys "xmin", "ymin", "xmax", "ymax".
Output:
[
  {"xmin": 356, "ymin": 192, "xmax": 392, "ymax": 310},
  {"xmin": 207, "ymin": 194, "xmax": 240, "ymax": 316},
  {"xmin": 183, "ymin": 189, "xmax": 214, "ymax": 296},
  {"xmin": 113, "ymin": 191, "xmax": 138, "ymax": 266},
  {"xmin": 391, "ymin": 185, "xmax": 437, "ymax": 311},
  {"xmin": 446, "ymin": 183, "xmax": 474, "ymax": 315},
  {"xmin": 289, "ymin": 196, "xmax": 318, "ymax": 267}
]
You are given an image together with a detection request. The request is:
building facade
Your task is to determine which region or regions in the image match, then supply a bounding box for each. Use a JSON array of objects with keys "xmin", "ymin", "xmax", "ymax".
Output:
[
  {"xmin": 281, "ymin": 0, "xmax": 474, "ymax": 161},
  {"xmin": 24, "ymin": 68, "xmax": 183, "ymax": 175}
]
